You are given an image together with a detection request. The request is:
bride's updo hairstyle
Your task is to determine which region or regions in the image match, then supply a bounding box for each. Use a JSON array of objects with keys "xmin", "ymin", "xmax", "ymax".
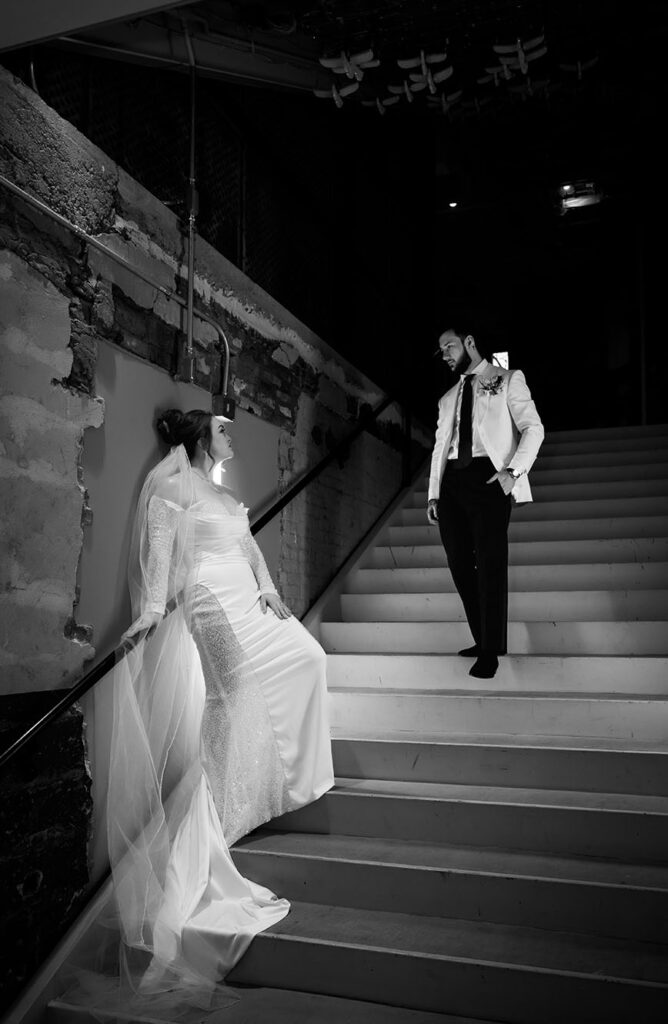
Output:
[{"xmin": 156, "ymin": 409, "xmax": 212, "ymax": 461}]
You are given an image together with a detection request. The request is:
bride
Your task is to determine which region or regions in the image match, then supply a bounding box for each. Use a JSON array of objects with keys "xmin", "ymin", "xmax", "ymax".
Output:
[{"xmin": 94, "ymin": 408, "xmax": 333, "ymax": 1010}]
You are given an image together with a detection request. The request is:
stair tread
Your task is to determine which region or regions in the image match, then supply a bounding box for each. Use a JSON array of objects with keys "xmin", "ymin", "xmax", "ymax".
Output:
[
  {"xmin": 330, "ymin": 776, "xmax": 668, "ymax": 813},
  {"xmin": 237, "ymin": 830, "xmax": 668, "ymax": 891},
  {"xmin": 331, "ymin": 731, "xmax": 668, "ymax": 753},
  {"xmin": 330, "ymin": 687, "xmax": 668, "ymax": 702},
  {"xmin": 259, "ymin": 900, "xmax": 668, "ymax": 984},
  {"xmin": 543, "ymin": 424, "xmax": 668, "ymax": 439},
  {"xmin": 48, "ymin": 990, "xmax": 461, "ymax": 1023},
  {"xmin": 326, "ymin": 617, "xmax": 666, "ymax": 623}
]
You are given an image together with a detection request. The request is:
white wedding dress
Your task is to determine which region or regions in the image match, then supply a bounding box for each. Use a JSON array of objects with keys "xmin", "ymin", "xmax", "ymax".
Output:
[{"xmin": 83, "ymin": 446, "xmax": 334, "ymax": 1013}]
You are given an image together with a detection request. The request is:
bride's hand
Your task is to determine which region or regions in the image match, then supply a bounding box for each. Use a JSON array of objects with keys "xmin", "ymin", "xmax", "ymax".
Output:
[
  {"xmin": 260, "ymin": 593, "xmax": 292, "ymax": 619},
  {"xmin": 121, "ymin": 610, "xmax": 163, "ymax": 645}
]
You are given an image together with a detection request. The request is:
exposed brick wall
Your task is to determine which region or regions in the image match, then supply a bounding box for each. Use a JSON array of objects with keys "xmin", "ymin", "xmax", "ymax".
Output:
[
  {"xmin": 0, "ymin": 47, "xmax": 433, "ymax": 393},
  {"xmin": 0, "ymin": 60, "xmax": 431, "ymax": 1011},
  {"xmin": 0, "ymin": 695, "xmax": 91, "ymax": 1013},
  {"xmin": 1, "ymin": 65, "xmax": 431, "ymax": 644}
]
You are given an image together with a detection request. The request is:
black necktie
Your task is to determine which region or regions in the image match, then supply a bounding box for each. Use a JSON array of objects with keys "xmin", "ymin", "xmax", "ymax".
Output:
[{"xmin": 455, "ymin": 374, "xmax": 473, "ymax": 468}]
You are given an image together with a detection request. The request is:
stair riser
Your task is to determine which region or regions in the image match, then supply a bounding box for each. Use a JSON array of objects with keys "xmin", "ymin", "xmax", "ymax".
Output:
[
  {"xmin": 47, "ymin": 998, "xmax": 453, "ymax": 1024},
  {"xmin": 272, "ymin": 792, "xmax": 668, "ymax": 862},
  {"xmin": 329, "ymin": 692, "xmax": 668, "ymax": 743},
  {"xmin": 396, "ymin": 497, "xmax": 668, "ymax": 527},
  {"xmin": 545, "ymin": 425, "xmax": 668, "ymax": 443},
  {"xmin": 386, "ymin": 516, "xmax": 668, "ymax": 546},
  {"xmin": 348, "ymin": 564, "xmax": 668, "ymax": 593},
  {"xmin": 539, "ymin": 437, "xmax": 668, "ymax": 455},
  {"xmin": 229, "ymin": 927, "xmax": 668, "ymax": 1024},
  {"xmin": 331, "ymin": 739, "xmax": 668, "ymax": 796},
  {"xmin": 327, "ymin": 654, "xmax": 668, "ymax": 694},
  {"xmin": 420, "ymin": 452, "xmax": 668, "ymax": 486},
  {"xmin": 411, "ymin": 478, "xmax": 668, "ymax": 506},
  {"xmin": 340, "ymin": 591, "xmax": 668, "ymax": 621},
  {"xmin": 322, "ymin": 621, "xmax": 668, "ymax": 655},
  {"xmin": 418, "ymin": 463, "xmax": 668, "ymax": 489},
  {"xmin": 231, "ymin": 848, "xmax": 668, "ymax": 943},
  {"xmin": 365, "ymin": 538, "xmax": 668, "ymax": 568}
]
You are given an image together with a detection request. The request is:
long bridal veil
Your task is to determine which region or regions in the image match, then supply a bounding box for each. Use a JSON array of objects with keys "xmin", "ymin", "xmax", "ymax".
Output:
[{"xmin": 65, "ymin": 445, "xmax": 289, "ymax": 1019}]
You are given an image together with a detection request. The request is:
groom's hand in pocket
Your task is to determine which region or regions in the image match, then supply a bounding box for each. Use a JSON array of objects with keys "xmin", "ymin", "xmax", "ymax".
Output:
[
  {"xmin": 427, "ymin": 499, "xmax": 439, "ymax": 525},
  {"xmin": 487, "ymin": 469, "xmax": 515, "ymax": 495}
]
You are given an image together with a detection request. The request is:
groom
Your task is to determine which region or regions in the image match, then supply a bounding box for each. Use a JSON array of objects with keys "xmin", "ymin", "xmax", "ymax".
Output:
[{"xmin": 427, "ymin": 328, "xmax": 544, "ymax": 678}]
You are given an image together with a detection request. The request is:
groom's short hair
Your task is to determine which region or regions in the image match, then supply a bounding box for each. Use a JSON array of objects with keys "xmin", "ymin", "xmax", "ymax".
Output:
[
  {"xmin": 444, "ymin": 326, "xmax": 473, "ymax": 343},
  {"xmin": 443, "ymin": 325, "xmax": 490, "ymax": 359}
]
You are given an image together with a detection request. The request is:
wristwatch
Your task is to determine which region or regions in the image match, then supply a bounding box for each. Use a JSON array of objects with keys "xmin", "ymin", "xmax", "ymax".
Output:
[{"xmin": 506, "ymin": 467, "xmax": 523, "ymax": 480}]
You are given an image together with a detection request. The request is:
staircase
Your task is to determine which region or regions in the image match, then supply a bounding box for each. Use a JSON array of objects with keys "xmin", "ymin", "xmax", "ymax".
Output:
[
  {"xmin": 43, "ymin": 424, "xmax": 668, "ymax": 1024},
  {"xmin": 226, "ymin": 424, "xmax": 668, "ymax": 1023}
]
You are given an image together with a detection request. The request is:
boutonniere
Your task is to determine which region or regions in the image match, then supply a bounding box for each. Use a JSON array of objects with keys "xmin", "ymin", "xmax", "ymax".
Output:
[{"xmin": 478, "ymin": 375, "xmax": 505, "ymax": 396}]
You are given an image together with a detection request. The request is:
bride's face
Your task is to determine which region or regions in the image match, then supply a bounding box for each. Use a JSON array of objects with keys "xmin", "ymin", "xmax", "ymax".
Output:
[{"xmin": 209, "ymin": 416, "xmax": 234, "ymax": 463}]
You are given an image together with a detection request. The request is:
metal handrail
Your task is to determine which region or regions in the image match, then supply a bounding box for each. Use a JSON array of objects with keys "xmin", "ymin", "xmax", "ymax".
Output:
[
  {"xmin": 0, "ymin": 173, "xmax": 420, "ymax": 771},
  {"xmin": 0, "ymin": 647, "xmax": 125, "ymax": 772},
  {"xmin": 251, "ymin": 394, "xmax": 396, "ymax": 533},
  {"xmin": 0, "ymin": 393, "xmax": 415, "ymax": 772}
]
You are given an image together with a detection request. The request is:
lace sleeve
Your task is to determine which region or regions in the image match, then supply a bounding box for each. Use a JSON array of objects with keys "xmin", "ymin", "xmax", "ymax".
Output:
[
  {"xmin": 240, "ymin": 527, "xmax": 278, "ymax": 596},
  {"xmin": 144, "ymin": 496, "xmax": 181, "ymax": 615}
]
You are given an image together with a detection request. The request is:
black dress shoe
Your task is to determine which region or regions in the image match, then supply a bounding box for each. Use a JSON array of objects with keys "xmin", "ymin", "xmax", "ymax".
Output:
[
  {"xmin": 469, "ymin": 654, "xmax": 499, "ymax": 679},
  {"xmin": 458, "ymin": 645, "xmax": 480, "ymax": 657}
]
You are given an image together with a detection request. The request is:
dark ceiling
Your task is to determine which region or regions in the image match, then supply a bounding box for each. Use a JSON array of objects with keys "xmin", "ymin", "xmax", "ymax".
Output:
[
  {"xmin": 49, "ymin": 0, "xmax": 668, "ymax": 203},
  {"xmin": 3, "ymin": 0, "xmax": 666, "ymax": 424}
]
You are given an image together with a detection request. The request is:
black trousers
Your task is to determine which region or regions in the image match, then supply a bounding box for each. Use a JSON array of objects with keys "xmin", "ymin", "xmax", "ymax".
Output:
[{"xmin": 438, "ymin": 456, "xmax": 512, "ymax": 655}]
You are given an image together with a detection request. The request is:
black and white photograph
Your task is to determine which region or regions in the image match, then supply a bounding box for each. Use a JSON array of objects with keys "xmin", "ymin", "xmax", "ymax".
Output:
[{"xmin": 1, "ymin": 2, "xmax": 667, "ymax": 1022}]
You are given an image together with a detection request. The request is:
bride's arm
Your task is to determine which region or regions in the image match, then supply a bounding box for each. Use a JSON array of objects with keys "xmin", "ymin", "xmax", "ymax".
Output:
[
  {"xmin": 240, "ymin": 528, "xmax": 292, "ymax": 618},
  {"xmin": 122, "ymin": 493, "xmax": 182, "ymax": 642},
  {"xmin": 240, "ymin": 528, "xmax": 278, "ymax": 596}
]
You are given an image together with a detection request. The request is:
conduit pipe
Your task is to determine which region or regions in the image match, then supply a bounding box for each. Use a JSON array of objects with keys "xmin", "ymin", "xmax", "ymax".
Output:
[
  {"xmin": 184, "ymin": 24, "xmax": 198, "ymax": 384},
  {"xmin": 0, "ymin": 173, "xmax": 235, "ymax": 419}
]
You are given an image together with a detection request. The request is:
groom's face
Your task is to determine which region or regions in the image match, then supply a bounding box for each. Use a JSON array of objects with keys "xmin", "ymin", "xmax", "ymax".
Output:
[{"xmin": 439, "ymin": 331, "xmax": 471, "ymax": 374}]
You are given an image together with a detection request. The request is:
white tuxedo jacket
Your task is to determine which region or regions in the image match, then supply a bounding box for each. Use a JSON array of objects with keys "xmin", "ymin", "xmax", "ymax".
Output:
[{"xmin": 428, "ymin": 363, "xmax": 544, "ymax": 504}]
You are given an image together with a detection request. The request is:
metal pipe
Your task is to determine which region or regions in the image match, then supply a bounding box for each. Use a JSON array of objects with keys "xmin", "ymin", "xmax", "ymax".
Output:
[
  {"xmin": 52, "ymin": 33, "xmax": 316, "ymax": 94},
  {"xmin": 0, "ymin": 173, "xmax": 231, "ymax": 402},
  {"xmin": 184, "ymin": 26, "xmax": 197, "ymax": 383},
  {"xmin": 636, "ymin": 219, "xmax": 647, "ymax": 425}
]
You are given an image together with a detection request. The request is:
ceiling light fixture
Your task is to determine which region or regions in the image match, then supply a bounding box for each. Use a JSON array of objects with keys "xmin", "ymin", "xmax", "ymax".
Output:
[{"xmin": 558, "ymin": 179, "xmax": 602, "ymax": 213}]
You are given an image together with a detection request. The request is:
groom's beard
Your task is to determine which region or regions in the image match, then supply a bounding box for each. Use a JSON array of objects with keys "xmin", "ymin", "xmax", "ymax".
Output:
[{"xmin": 455, "ymin": 350, "xmax": 473, "ymax": 376}]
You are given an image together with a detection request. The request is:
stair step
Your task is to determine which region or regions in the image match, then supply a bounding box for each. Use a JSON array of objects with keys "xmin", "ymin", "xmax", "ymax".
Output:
[
  {"xmin": 365, "ymin": 537, "xmax": 668, "ymax": 568},
  {"xmin": 420, "ymin": 449, "xmax": 668, "ymax": 481},
  {"xmin": 539, "ymin": 436, "xmax": 668, "ymax": 455},
  {"xmin": 347, "ymin": 563, "xmax": 668, "ymax": 592},
  {"xmin": 331, "ymin": 735, "xmax": 668, "ymax": 794},
  {"xmin": 321, "ymin": 620, "xmax": 668, "ymax": 655},
  {"xmin": 328, "ymin": 688, "xmax": 668, "ymax": 742},
  {"xmin": 271, "ymin": 778, "xmax": 668, "ymax": 861},
  {"xmin": 48, "ymin": 990, "xmax": 459, "ymax": 1023},
  {"xmin": 538, "ymin": 462, "xmax": 668, "ymax": 483},
  {"xmin": 410, "ymin": 477, "xmax": 668, "ymax": 505},
  {"xmin": 326, "ymin": 653, "xmax": 668, "ymax": 694},
  {"xmin": 339, "ymin": 590, "xmax": 668, "ymax": 621},
  {"xmin": 386, "ymin": 515, "xmax": 668, "ymax": 546},
  {"xmin": 396, "ymin": 496, "xmax": 668, "ymax": 527},
  {"xmin": 233, "ymin": 830, "xmax": 668, "ymax": 942},
  {"xmin": 544, "ymin": 424, "xmax": 668, "ymax": 442},
  {"xmin": 228, "ymin": 900, "xmax": 668, "ymax": 1023}
]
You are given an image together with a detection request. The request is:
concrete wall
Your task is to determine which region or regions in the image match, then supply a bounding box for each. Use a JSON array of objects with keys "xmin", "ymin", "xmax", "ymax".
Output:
[
  {"xmin": 78, "ymin": 339, "xmax": 282, "ymax": 659},
  {"xmin": 0, "ymin": 248, "xmax": 103, "ymax": 693},
  {"xmin": 0, "ymin": 63, "xmax": 432, "ymax": 690}
]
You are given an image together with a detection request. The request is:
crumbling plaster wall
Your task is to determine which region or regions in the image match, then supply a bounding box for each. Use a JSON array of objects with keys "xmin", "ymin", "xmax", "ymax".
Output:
[
  {"xmin": 0, "ymin": 64, "xmax": 430, "ymax": 689},
  {"xmin": 0, "ymin": 238, "xmax": 103, "ymax": 693}
]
